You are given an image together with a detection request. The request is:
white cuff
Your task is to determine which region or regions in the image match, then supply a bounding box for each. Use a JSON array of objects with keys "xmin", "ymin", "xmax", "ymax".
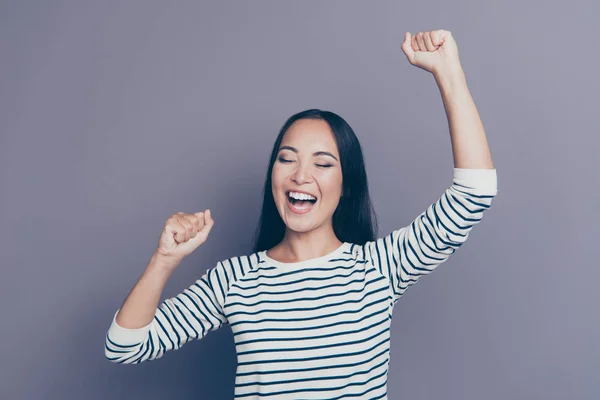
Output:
[
  {"xmin": 453, "ymin": 168, "xmax": 497, "ymax": 195},
  {"xmin": 107, "ymin": 309, "xmax": 152, "ymax": 345}
]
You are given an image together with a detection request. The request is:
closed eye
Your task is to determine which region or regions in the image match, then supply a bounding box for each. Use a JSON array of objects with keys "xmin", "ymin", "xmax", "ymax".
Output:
[{"xmin": 278, "ymin": 157, "xmax": 332, "ymax": 168}]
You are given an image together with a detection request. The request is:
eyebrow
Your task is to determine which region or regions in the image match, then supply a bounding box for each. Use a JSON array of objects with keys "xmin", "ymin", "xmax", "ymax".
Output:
[{"xmin": 278, "ymin": 145, "xmax": 339, "ymax": 161}]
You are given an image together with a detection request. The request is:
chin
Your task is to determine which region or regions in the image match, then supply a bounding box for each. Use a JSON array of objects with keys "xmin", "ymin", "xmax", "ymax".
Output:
[
  {"xmin": 290, "ymin": 222, "xmax": 319, "ymax": 233},
  {"xmin": 282, "ymin": 215, "xmax": 316, "ymax": 232}
]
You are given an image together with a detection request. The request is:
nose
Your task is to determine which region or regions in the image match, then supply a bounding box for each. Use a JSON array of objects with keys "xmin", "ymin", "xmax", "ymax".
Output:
[{"xmin": 291, "ymin": 161, "xmax": 313, "ymax": 184}]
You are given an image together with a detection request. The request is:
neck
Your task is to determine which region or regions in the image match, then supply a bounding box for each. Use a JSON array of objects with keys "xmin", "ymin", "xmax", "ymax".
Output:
[{"xmin": 269, "ymin": 226, "xmax": 343, "ymax": 263}]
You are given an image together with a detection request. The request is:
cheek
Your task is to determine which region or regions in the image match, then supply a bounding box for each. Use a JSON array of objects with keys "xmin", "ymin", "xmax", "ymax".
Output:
[
  {"xmin": 318, "ymin": 171, "xmax": 343, "ymax": 196},
  {"xmin": 271, "ymin": 169, "xmax": 284, "ymax": 200},
  {"xmin": 271, "ymin": 164, "xmax": 286, "ymax": 183}
]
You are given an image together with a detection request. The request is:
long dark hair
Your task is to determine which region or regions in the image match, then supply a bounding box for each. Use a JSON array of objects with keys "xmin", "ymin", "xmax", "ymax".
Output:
[{"xmin": 251, "ymin": 109, "xmax": 378, "ymax": 253}]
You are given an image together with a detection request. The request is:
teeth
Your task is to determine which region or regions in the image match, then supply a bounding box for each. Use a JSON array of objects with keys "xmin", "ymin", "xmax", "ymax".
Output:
[{"xmin": 288, "ymin": 191, "xmax": 316, "ymax": 201}]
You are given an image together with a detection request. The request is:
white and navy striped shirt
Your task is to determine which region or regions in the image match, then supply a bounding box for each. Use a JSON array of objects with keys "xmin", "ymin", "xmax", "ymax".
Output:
[{"xmin": 105, "ymin": 168, "xmax": 497, "ymax": 399}]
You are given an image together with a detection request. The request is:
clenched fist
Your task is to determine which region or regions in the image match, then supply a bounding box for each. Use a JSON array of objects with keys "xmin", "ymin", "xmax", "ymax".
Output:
[
  {"xmin": 401, "ymin": 29, "xmax": 461, "ymax": 76},
  {"xmin": 155, "ymin": 210, "xmax": 214, "ymax": 261}
]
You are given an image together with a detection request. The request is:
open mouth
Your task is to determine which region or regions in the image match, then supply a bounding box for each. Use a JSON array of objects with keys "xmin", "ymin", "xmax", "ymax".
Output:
[{"xmin": 286, "ymin": 191, "xmax": 317, "ymax": 213}]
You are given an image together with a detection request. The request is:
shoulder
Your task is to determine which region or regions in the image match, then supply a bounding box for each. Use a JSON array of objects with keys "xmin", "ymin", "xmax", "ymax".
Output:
[
  {"xmin": 211, "ymin": 249, "xmax": 265, "ymax": 284},
  {"xmin": 345, "ymin": 240, "xmax": 390, "ymax": 266},
  {"xmin": 347, "ymin": 241, "xmax": 368, "ymax": 259}
]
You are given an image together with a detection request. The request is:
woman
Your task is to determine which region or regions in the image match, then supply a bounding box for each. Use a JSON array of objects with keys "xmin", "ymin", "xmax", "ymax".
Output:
[{"xmin": 105, "ymin": 29, "xmax": 497, "ymax": 399}]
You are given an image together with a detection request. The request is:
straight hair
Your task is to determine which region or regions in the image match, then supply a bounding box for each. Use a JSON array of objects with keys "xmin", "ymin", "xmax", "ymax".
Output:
[{"xmin": 252, "ymin": 109, "xmax": 378, "ymax": 253}]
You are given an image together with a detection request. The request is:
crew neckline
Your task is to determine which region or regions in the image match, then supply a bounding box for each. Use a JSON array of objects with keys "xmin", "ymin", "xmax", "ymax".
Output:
[{"xmin": 260, "ymin": 242, "xmax": 350, "ymax": 269}]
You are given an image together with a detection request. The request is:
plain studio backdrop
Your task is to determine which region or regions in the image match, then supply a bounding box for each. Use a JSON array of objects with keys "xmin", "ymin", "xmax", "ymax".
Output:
[{"xmin": 0, "ymin": 1, "xmax": 598, "ymax": 399}]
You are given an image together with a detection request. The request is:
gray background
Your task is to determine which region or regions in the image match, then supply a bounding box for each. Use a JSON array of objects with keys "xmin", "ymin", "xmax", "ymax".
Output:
[{"xmin": 1, "ymin": 1, "xmax": 598, "ymax": 399}]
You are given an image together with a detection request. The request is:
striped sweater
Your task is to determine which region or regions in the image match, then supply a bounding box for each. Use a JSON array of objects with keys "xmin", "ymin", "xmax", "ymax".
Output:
[{"xmin": 105, "ymin": 168, "xmax": 498, "ymax": 399}]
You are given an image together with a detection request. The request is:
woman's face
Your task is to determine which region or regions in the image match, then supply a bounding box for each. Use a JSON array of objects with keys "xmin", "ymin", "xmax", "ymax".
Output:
[{"xmin": 272, "ymin": 118, "xmax": 343, "ymax": 234}]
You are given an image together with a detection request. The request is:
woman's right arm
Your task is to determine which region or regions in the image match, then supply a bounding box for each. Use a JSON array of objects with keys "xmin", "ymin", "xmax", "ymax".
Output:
[
  {"xmin": 105, "ymin": 210, "xmax": 229, "ymax": 364},
  {"xmin": 104, "ymin": 254, "xmax": 232, "ymax": 364},
  {"xmin": 114, "ymin": 252, "xmax": 180, "ymax": 330}
]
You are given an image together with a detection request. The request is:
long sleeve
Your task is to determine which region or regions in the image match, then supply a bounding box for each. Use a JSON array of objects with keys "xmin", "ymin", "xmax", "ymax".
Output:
[
  {"xmin": 104, "ymin": 260, "xmax": 233, "ymax": 364},
  {"xmin": 363, "ymin": 168, "xmax": 497, "ymax": 305}
]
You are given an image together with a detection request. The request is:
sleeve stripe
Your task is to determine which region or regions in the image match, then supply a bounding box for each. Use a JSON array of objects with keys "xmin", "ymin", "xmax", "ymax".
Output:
[
  {"xmin": 363, "ymin": 169, "xmax": 497, "ymax": 303},
  {"xmin": 105, "ymin": 259, "xmax": 241, "ymax": 363}
]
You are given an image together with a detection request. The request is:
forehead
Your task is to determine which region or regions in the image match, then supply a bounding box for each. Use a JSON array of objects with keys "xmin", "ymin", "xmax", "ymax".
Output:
[{"xmin": 280, "ymin": 119, "xmax": 338, "ymax": 155}]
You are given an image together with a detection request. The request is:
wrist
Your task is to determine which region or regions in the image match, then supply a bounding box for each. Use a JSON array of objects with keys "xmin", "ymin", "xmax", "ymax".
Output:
[
  {"xmin": 148, "ymin": 251, "xmax": 181, "ymax": 275},
  {"xmin": 434, "ymin": 66, "xmax": 469, "ymax": 101},
  {"xmin": 433, "ymin": 63, "xmax": 466, "ymax": 86}
]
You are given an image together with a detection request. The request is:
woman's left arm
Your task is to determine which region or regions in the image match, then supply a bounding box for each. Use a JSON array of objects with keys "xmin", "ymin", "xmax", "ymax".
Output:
[
  {"xmin": 401, "ymin": 29, "xmax": 494, "ymax": 170},
  {"xmin": 435, "ymin": 64, "xmax": 494, "ymax": 169},
  {"xmin": 361, "ymin": 30, "xmax": 497, "ymax": 305}
]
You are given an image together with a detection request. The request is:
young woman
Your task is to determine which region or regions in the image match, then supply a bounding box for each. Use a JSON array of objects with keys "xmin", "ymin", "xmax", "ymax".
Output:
[{"xmin": 105, "ymin": 29, "xmax": 497, "ymax": 399}]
